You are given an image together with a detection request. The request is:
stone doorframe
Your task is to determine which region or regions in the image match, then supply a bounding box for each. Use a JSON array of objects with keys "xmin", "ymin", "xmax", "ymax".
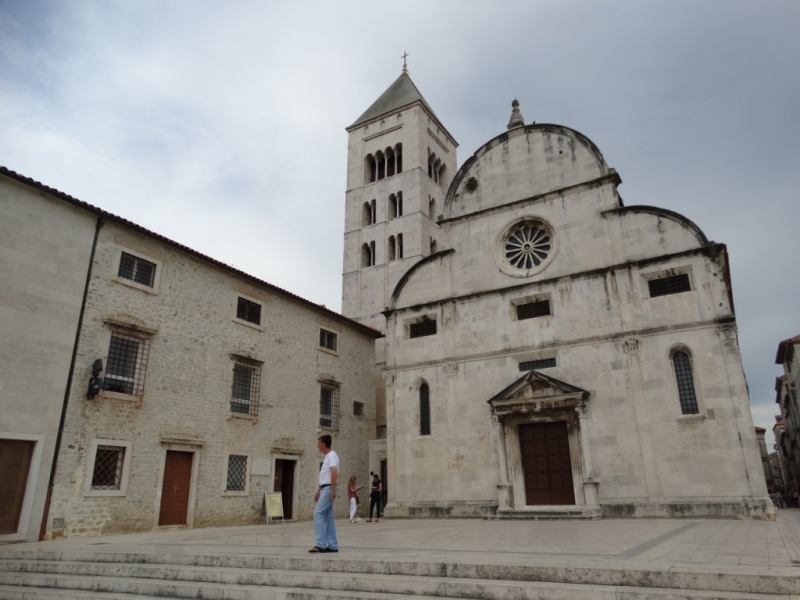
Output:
[{"xmin": 487, "ymin": 371, "xmax": 599, "ymax": 512}]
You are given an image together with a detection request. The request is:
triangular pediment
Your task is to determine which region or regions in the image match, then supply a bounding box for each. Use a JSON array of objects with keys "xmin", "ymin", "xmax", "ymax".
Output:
[{"xmin": 487, "ymin": 370, "xmax": 589, "ymax": 417}]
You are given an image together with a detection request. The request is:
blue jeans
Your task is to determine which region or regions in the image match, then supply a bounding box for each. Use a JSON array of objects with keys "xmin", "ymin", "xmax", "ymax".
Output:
[{"xmin": 313, "ymin": 486, "xmax": 337, "ymax": 550}]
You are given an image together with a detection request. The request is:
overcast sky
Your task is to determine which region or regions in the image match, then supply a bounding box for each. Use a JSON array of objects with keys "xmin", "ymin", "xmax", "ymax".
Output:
[{"xmin": 1, "ymin": 1, "xmax": 798, "ymax": 444}]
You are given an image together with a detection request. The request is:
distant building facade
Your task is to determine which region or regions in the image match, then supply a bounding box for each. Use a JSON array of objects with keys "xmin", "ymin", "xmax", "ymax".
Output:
[{"xmin": 775, "ymin": 336, "xmax": 800, "ymax": 505}]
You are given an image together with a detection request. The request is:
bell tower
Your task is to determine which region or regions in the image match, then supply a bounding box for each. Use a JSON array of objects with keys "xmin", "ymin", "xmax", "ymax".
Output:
[{"xmin": 342, "ymin": 65, "xmax": 458, "ymax": 334}]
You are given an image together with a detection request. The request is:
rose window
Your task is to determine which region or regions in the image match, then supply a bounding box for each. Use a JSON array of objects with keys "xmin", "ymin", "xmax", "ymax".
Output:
[{"xmin": 504, "ymin": 222, "xmax": 552, "ymax": 271}]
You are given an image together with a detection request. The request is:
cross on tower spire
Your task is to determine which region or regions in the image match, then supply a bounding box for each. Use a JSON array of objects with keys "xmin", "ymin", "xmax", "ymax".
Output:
[{"xmin": 401, "ymin": 51, "xmax": 409, "ymax": 73}]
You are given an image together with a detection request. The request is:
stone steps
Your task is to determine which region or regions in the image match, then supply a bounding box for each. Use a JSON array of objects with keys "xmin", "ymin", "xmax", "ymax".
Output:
[{"xmin": 0, "ymin": 549, "xmax": 796, "ymax": 600}]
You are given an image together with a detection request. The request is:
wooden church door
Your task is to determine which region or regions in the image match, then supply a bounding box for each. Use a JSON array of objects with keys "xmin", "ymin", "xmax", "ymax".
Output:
[{"xmin": 519, "ymin": 422, "xmax": 575, "ymax": 505}]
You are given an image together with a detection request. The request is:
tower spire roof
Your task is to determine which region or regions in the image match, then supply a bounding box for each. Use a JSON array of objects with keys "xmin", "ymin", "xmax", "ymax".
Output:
[{"xmin": 348, "ymin": 69, "xmax": 442, "ymax": 130}]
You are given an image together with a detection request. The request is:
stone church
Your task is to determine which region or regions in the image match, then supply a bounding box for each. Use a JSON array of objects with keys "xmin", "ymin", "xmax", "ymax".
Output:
[{"xmin": 343, "ymin": 67, "xmax": 771, "ymax": 519}]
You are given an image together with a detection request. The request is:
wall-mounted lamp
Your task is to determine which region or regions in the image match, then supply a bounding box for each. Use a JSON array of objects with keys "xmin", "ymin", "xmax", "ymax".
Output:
[{"xmin": 87, "ymin": 358, "xmax": 103, "ymax": 399}]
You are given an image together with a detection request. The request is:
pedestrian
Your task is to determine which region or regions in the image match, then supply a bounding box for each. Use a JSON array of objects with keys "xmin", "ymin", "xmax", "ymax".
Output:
[
  {"xmin": 366, "ymin": 473, "xmax": 382, "ymax": 522},
  {"xmin": 347, "ymin": 475, "xmax": 364, "ymax": 523},
  {"xmin": 309, "ymin": 434, "xmax": 339, "ymax": 553}
]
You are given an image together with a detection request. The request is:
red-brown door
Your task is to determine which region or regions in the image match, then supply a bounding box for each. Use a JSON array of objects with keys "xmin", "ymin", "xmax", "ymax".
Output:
[
  {"xmin": 0, "ymin": 440, "xmax": 34, "ymax": 534},
  {"xmin": 519, "ymin": 422, "xmax": 575, "ymax": 505},
  {"xmin": 158, "ymin": 451, "xmax": 193, "ymax": 526}
]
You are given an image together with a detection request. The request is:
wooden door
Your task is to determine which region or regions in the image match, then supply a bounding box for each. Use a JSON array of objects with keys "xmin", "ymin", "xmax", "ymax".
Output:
[
  {"xmin": 158, "ymin": 451, "xmax": 193, "ymax": 526},
  {"xmin": 519, "ymin": 422, "xmax": 575, "ymax": 505},
  {"xmin": 273, "ymin": 459, "xmax": 295, "ymax": 519},
  {"xmin": 0, "ymin": 440, "xmax": 34, "ymax": 534}
]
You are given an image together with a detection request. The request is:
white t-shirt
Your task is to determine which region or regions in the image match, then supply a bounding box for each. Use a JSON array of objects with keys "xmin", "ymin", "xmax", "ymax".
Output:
[{"xmin": 319, "ymin": 450, "xmax": 339, "ymax": 486}]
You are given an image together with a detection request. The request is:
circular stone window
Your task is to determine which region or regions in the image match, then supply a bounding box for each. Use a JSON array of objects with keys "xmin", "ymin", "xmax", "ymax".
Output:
[{"xmin": 495, "ymin": 218, "xmax": 557, "ymax": 277}]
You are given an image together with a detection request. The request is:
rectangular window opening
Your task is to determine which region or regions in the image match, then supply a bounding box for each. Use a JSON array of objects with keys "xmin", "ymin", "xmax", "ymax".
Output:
[
  {"xmin": 319, "ymin": 383, "xmax": 340, "ymax": 431},
  {"xmin": 91, "ymin": 445, "xmax": 126, "ymax": 490},
  {"xmin": 231, "ymin": 361, "xmax": 260, "ymax": 416},
  {"xmin": 226, "ymin": 455, "xmax": 248, "ymax": 491},
  {"xmin": 319, "ymin": 329, "xmax": 338, "ymax": 351},
  {"xmin": 236, "ymin": 297, "xmax": 262, "ymax": 325},
  {"xmin": 519, "ymin": 358, "xmax": 557, "ymax": 371},
  {"xmin": 353, "ymin": 401, "xmax": 364, "ymax": 416},
  {"xmin": 102, "ymin": 331, "xmax": 150, "ymax": 396},
  {"xmin": 648, "ymin": 274, "xmax": 691, "ymax": 298},
  {"xmin": 516, "ymin": 300, "xmax": 551, "ymax": 320},
  {"xmin": 118, "ymin": 252, "xmax": 156, "ymax": 287},
  {"xmin": 409, "ymin": 320, "xmax": 437, "ymax": 338}
]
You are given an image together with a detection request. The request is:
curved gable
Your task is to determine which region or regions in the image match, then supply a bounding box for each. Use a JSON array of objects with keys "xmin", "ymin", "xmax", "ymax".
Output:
[{"xmin": 444, "ymin": 124, "xmax": 611, "ymax": 220}]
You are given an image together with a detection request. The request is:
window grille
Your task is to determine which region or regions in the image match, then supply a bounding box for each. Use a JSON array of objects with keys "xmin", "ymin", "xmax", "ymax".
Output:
[
  {"xmin": 516, "ymin": 300, "xmax": 550, "ymax": 320},
  {"xmin": 236, "ymin": 297, "xmax": 261, "ymax": 325},
  {"xmin": 118, "ymin": 252, "xmax": 156, "ymax": 287},
  {"xmin": 319, "ymin": 383, "xmax": 340, "ymax": 431},
  {"xmin": 673, "ymin": 351, "xmax": 699, "ymax": 414},
  {"xmin": 102, "ymin": 331, "xmax": 150, "ymax": 395},
  {"xmin": 231, "ymin": 361, "xmax": 260, "ymax": 416},
  {"xmin": 409, "ymin": 320, "xmax": 437, "ymax": 338},
  {"xmin": 91, "ymin": 445, "xmax": 125, "ymax": 490},
  {"xmin": 419, "ymin": 384, "xmax": 431, "ymax": 436},
  {"xmin": 354, "ymin": 401, "xmax": 364, "ymax": 416},
  {"xmin": 319, "ymin": 329, "xmax": 338, "ymax": 351},
  {"xmin": 519, "ymin": 358, "xmax": 557, "ymax": 371},
  {"xmin": 226, "ymin": 455, "xmax": 248, "ymax": 491},
  {"xmin": 649, "ymin": 274, "xmax": 691, "ymax": 298}
]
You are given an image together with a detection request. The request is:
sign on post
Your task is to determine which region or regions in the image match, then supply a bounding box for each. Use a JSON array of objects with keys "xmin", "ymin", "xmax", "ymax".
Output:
[{"xmin": 265, "ymin": 492, "xmax": 284, "ymax": 524}]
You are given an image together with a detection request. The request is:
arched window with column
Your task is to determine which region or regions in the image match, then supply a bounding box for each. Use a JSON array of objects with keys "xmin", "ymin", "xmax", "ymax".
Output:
[
  {"xmin": 388, "ymin": 236, "xmax": 396, "ymax": 261},
  {"xmin": 389, "ymin": 194, "xmax": 398, "ymax": 219},
  {"xmin": 429, "ymin": 197, "xmax": 436, "ymax": 220},
  {"xmin": 376, "ymin": 150, "xmax": 386, "ymax": 181},
  {"xmin": 672, "ymin": 349, "xmax": 699, "ymax": 414},
  {"xmin": 370, "ymin": 199, "xmax": 376, "ymax": 224},
  {"xmin": 419, "ymin": 383, "xmax": 430, "ymax": 435},
  {"xmin": 397, "ymin": 233, "xmax": 403, "ymax": 259},
  {"xmin": 369, "ymin": 241, "xmax": 376, "ymax": 265},
  {"xmin": 386, "ymin": 146, "xmax": 395, "ymax": 177},
  {"xmin": 365, "ymin": 154, "xmax": 377, "ymax": 183},
  {"xmin": 397, "ymin": 191, "xmax": 403, "ymax": 216},
  {"xmin": 395, "ymin": 143, "xmax": 403, "ymax": 173},
  {"xmin": 361, "ymin": 243, "xmax": 374, "ymax": 267}
]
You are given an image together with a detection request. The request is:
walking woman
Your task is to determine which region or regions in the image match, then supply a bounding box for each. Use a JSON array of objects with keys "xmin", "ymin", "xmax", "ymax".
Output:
[
  {"xmin": 347, "ymin": 475, "xmax": 363, "ymax": 523},
  {"xmin": 367, "ymin": 473, "xmax": 382, "ymax": 522}
]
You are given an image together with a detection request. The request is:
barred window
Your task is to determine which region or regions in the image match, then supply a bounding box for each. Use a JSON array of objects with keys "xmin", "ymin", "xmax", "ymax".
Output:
[
  {"xmin": 91, "ymin": 445, "xmax": 126, "ymax": 490},
  {"xmin": 118, "ymin": 252, "xmax": 156, "ymax": 287},
  {"xmin": 516, "ymin": 300, "xmax": 550, "ymax": 320},
  {"xmin": 409, "ymin": 320, "xmax": 437, "ymax": 338},
  {"xmin": 673, "ymin": 351, "xmax": 699, "ymax": 414},
  {"xmin": 102, "ymin": 331, "xmax": 150, "ymax": 396},
  {"xmin": 519, "ymin": 358, "xmax": 557, "ymax": 371},
  {"xmin": 319, "ymin": 329, "xmax": 338, "ymax": 351},
  {"xmin": 649, "ymin": 274, "xmax": 691, "ymax": 298},
  {"xmin": 319, "ymin": 383, "xmax": 340, "ymax": 431},
  {"xmin": 231, "ymin": 361, "xmax": 260, "ymax": 416},
  {"xmin": 353, "ymin": 401, "xmax": 364, "ymax": 416},
  {"xmin": 419, "ymin": 383, "xmax": 431, "ymax": 436},
  {"xmin": 226, "ymin": 455, "xmax": 248, "ymax": 491},
  {"xmin": 236, "ymin": 297, "xmax": 262, "ymax": 325}
]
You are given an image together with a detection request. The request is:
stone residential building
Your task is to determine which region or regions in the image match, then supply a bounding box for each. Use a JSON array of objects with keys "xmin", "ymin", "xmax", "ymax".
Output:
[
  {"xmin": 343, "ymin": 68, "xmax": 771, "ymax": 519},
  {"xmin": 775, "ymin": 335, "xmax": 800, "ymax": 504},
  {"xmin": 0, "ymin": 167, "xmax": 381, "ymax": 540}
]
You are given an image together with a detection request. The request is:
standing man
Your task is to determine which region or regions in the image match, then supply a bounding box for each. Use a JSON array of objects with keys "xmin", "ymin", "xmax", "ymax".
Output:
[{"xmin": 309, "ymin": 434, "xmax": 339, "ymax": 553}]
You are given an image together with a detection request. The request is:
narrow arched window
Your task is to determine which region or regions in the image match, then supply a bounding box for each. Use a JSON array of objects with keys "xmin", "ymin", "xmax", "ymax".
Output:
[
  {"xmin": 362, "ymin": 202, "xmax": 372, "ymax": 226},
  {"xmin": 395, "ymin": 143, "xmax": 403, "ymax": 173},
  {"xmin": 369, "ymin": 241, "xmax": 376, "ymax": 266},
  {"xmin": 429, "ymin": 197, "xmax": 436, "ymax": 220},
  {"xmin": 376, "ymin": 151, "xmax": 386, "ymax": 180},
  {"xmin": 673, "ymin": 351, "xmax": 699, "ymax": 414},
  {"xmin": 397, "ymin": 234, "xmax": 403, "ymax": 259},
  {"xmin": 419, "ymin": 383, "xmax": 430, "ymax": 435},
  {"xmin": 370, "ymin": 199, "xmax": 376, "ymax": 225},
  {"xmin": 430, "ymin": 238, "xmax": 437, "ymax": 254},
  {"xmin": 388, "ymin": 236, "xmax": 396, "ymax": 261},
  {"xmin": 361, "ymin": 243, "xmax": 371, "ymax": 268},
  {"xmin": 397, "ymin": 191, "xmax": 403, "ymax": 216},
  {"xmin": 386, "ymin": 147, "xmax": 395, "ymax": 177},
  {"xmin": 365, "ymin": 154, "xmax": 376, "ymax": 183},
  {"xmin": 389, "ymin": 194, "xmax": 397, "ymax": 219}
]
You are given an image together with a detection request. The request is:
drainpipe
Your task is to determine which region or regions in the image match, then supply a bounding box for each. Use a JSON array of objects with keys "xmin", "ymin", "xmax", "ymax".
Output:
[{"xmin": 39, "ymin": 216, "xmax": 105, "ymax": 540}]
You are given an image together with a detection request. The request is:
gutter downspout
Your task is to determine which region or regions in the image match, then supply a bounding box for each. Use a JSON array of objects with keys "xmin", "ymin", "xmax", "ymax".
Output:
[{"xmin": 39, "ymin": 216, "xmax": 105, "ymax": 540}]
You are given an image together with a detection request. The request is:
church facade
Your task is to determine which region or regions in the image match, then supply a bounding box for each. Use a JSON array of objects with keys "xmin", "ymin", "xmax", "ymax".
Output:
[{"xmin": 343, "ymin": 70, "xmax": 771, "ymax": 519}]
